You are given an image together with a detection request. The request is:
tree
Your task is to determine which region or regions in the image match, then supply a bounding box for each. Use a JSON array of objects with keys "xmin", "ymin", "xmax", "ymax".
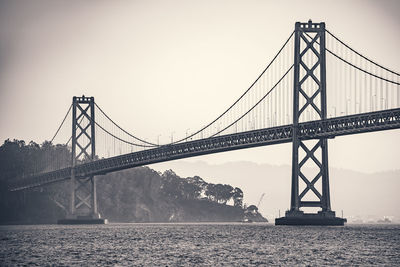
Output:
[
  {"xmin": 205, "ymin": 183, "xmax": 216, "ymax": 201},
  {"xmin": 160, "ymin": 170, "xmax": 184, "ymax": 199},
  {"xmin": 181, "ymin": 182, "xmax": 201, "ymax": 200},
  {"xmin": 232, "ymin": 187, "xmax": 243, "ymax": 207},
  {"xmin": 205, "ymin": 183, "xmax": 234, "ymax": 204},
  {"xmin": 217, "ymin": 184, "xmax": 234, "ymax": 204},
  {"xmin": 0, "ymin": 139, "xmax": 72, "ymax": 223},
  {"xmin": 246, "ymin": 205, "xmax": 258, "ymax": 214}
]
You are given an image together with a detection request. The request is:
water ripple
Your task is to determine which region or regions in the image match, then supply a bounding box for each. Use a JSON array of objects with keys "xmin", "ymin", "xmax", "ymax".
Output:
[{"xmin": 0, "ymin": 223, "xmax": 399, "ymax": 266}]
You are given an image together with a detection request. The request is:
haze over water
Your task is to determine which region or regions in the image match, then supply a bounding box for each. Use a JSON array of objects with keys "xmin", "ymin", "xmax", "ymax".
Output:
[{"xmin": 1, "ymin": 223, "xmax": 399, "ymax": 266}]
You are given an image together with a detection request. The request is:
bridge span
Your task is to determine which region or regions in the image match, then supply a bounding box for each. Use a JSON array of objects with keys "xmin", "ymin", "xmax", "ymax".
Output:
[{"xmin": 10, "ymin": 107, "xmax": 400, "ymax": 191}]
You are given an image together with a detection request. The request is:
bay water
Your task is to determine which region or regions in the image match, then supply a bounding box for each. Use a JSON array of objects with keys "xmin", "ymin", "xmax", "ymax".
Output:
[{"xmin": 1, "ymin": 223, "xmax": 399, "ymax": 266}]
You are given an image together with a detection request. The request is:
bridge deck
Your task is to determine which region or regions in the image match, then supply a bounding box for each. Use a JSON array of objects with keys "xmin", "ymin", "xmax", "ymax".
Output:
[{"xmin": 9, "ymin": 108, "xmax": 400, "ymax": 191}]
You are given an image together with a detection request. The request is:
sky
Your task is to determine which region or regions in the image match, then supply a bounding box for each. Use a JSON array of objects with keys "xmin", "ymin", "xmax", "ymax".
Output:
[{"xmin": 0, "ymin": 0, "xmax": 399, "ymax": 173}]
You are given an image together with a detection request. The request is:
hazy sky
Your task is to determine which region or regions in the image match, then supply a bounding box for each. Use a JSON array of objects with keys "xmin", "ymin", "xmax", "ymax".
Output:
[{"xmin": 0, "ymin": 0, "xmax": 399, "ymax": 173}]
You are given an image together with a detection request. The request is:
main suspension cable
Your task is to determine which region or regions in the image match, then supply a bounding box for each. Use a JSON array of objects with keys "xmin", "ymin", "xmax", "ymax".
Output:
[
  {"xmin": 326, "ymin": 29, "xmax": 400, "ymax": 77},
  {"xmin": 94, "ymin": 103, "xmax": 158, "ymax": 147},
  {"xmin": 50, "ymin": 104, "xmax": 72, "ymax": 143},
  {"xmin": 93, "ymin": 119, "xmax": 155, "ymax": 148},
  {"xmin": 170, "ymin": 30, "xmax": 295, "ymax": 145},
  {"xmin": 210, "ymin": 64, "xmax": 294, "ymax": 137},
  {"xmin": 300, "ymin": 29, "xmax": 400, "ymax": 86},
  {"xmin": 326, "ymin": 49, "xmax": 400, "ymax": 86}
]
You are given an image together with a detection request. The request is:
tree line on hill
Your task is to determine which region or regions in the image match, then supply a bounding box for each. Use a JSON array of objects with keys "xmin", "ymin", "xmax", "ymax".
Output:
[{"xmin": 0, "ymin": 139, "xmax": 266, "ymax": 223}]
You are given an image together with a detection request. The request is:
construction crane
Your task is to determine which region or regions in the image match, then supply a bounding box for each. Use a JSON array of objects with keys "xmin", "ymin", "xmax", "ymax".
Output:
[{"xmin": 257, "ymin": 193, "xmax": 265, "ymax": 209}]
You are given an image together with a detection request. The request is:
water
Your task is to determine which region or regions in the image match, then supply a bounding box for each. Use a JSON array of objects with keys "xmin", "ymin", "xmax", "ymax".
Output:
[{"xmin": 1, "ymin": 223, "xmax": 399, "ymax": 266}]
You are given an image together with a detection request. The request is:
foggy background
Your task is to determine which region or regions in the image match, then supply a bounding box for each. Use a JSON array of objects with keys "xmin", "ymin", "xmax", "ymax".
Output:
[{"xmin": 0, "ymin": 0, "xmax": 399, "ymax": 221}]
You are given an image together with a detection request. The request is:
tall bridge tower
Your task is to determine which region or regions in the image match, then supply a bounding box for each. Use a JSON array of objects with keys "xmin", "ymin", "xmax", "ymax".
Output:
[
  {"xmin": 58, "ymin": 96, "xmax": 107, "ymax": 224},
  {"xmin": 276, "ymin": 21, "xmax": 345, "ymax": 225}
]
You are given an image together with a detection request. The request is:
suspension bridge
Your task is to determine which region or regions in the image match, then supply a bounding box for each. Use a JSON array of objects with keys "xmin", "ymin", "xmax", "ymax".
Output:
[{"xmin": 8, "ymin": 21, "xmax": 400, "ymax": 225}]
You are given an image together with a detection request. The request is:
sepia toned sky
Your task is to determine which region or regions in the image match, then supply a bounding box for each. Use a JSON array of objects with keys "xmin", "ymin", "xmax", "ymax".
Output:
[{"xmin": 0, "ymin": 0, "xmax": 399, "ymax": 173}]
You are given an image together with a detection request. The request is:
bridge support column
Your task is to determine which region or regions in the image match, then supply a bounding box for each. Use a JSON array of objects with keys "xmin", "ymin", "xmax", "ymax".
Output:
[
  {"xmin": 276, "ymin": 21, "xmax": 346, "ymax": 226},
  {"xmin": 58, "ymin": 96, "xmax": 107, "ymax": 224}
]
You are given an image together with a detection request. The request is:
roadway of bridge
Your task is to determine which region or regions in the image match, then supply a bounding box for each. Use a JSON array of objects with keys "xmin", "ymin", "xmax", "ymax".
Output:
[{"xmin": 9, "ymin": 107, "xmax": 400, "ymax": 191}]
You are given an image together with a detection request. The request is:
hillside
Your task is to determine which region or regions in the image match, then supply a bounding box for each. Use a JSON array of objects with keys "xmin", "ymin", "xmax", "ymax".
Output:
[
  {"xmin": 94, "ymin": 167, "xmax": 266, "ymax": 223},
  {"xmin": 0, "ymin": 140, "xmax": 267, "ymax": 224},
  {"xmin": 150, "ymin": 160, "xmax": 400, "ymax": 223}
]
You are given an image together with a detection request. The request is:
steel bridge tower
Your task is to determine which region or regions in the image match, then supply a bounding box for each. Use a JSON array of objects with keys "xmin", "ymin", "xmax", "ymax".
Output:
[
  {"xmin": 276, "ymin": 20, "xmax": 346, "ymax": 225},
  {"xmin": 58, "ymin": 96, "xmax": 107, "ymax": 224}
]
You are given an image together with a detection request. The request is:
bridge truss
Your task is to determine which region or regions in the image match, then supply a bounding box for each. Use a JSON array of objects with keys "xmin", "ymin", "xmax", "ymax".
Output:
[{"xmin": 10, "ymin": 107, "xmax": 400, "ymax": 191}]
